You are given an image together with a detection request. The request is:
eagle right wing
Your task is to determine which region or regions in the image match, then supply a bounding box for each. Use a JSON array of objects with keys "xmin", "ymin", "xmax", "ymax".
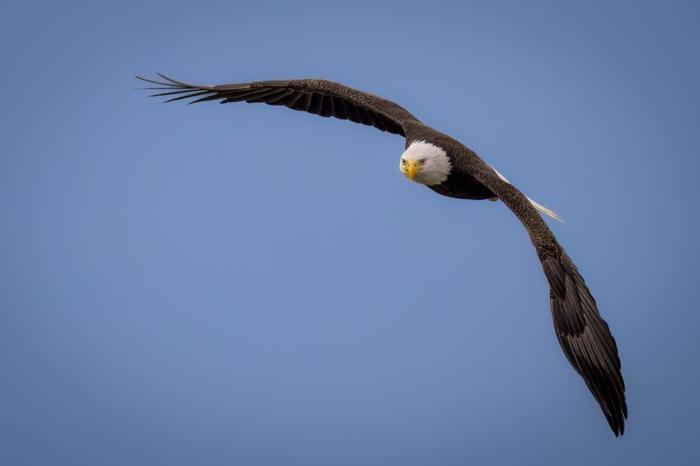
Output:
[{"xmin": 137, "ymin": 74, "xmax": 420, "ymax": 136}]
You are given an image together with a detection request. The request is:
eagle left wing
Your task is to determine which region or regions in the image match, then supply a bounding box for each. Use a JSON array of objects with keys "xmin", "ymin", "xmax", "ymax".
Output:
[{"xmin": 470, "ymin": 160, "xmax": 627, "ymax": 436}]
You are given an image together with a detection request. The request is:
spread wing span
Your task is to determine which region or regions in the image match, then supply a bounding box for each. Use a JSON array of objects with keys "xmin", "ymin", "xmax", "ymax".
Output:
[
  {"xmin": 136, "ymin": 74, "xmax": 419, "ymax": 136},
  {"xmin": 472, "ymin": 163, "xmax": 627, "ymax": 436}
]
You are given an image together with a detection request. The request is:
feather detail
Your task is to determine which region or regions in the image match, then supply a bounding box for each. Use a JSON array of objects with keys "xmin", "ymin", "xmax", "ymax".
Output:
[{"xmin": 486, "ymin": 163, "xmax": 564, "ymax": 222}]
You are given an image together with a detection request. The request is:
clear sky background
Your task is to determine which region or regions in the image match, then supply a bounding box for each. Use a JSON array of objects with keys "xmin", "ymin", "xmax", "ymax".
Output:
[{"xmin": 1, "ymin": 1, "xmax": 698, "ymax": 465}]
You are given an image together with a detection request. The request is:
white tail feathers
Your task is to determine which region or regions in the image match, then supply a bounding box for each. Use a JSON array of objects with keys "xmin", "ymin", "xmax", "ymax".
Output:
[
  {"xmin": 526, "ymin": 196, "xmax": 564, "ymax": 222},
  {"xmin": 487, "ymin": 163, "xmax": 564, "ymax": 223}
]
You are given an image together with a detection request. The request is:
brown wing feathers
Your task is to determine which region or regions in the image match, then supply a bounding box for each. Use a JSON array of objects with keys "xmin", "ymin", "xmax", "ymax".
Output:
[
  {"xmin": 472, "ymin": 166, "xmax": 627, "ymax": 436},
  {"xmin": 136, "ymin": 74, "xmax": 416, "ymax": 136},
  {"xmin": 543, "ymin": 253, "xmax": 627, "ymax": 436}
]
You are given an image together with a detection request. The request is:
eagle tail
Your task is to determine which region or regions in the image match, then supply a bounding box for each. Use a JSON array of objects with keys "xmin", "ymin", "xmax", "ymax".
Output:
[
  {"xmin": 486, "ymin": 162, "xmax": 564, "ymax": 222},
  {"xmin": 527, "ymin": 196, "xmax": 564, "ymax": 223}
]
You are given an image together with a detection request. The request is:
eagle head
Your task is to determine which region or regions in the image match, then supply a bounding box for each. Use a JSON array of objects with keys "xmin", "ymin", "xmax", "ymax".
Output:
[{"xmin": 399, "ymin": 141, "xmax": 451, "ymax": 186}]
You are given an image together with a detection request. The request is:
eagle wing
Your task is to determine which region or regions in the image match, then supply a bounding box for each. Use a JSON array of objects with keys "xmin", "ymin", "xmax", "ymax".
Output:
[
  {"xmin": 471, "ymin": 160, "xmax": 627, "ymax": 436},
  {"xmin": 136, "ymin": 74, "xmax": 419, "ymax": 136}
]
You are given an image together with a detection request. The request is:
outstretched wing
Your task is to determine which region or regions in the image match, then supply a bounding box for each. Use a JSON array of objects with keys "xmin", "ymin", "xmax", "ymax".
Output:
[
  {"xmin": 471, "ymin": 160, "xmax": 627, "ymax": 436},
  {"xmin": 136, "ymin": 74, "xmax": 420, "ymax": 136}
]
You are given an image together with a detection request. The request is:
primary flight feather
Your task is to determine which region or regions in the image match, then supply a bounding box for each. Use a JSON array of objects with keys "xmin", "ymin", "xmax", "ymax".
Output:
[{"xmin": 137, "ymin": 74, "xmax": 627, "ymax": 436}]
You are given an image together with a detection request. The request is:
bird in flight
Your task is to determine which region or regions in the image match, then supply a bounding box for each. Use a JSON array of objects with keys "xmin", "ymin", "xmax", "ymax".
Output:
[{"xmin": 137, "ymin": 74, "xmax": 627, "ymax": 436}]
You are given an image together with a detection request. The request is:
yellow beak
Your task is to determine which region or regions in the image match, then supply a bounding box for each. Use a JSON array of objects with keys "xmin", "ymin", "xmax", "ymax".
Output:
[{"xmin": 406, "ymin": 160, "xmax": 420, "ymax": 181}]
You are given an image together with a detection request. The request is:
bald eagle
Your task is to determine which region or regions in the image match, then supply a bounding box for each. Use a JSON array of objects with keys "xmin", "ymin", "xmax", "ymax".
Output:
[{"xmin": 137, "ymin": 74, "xmax": 627, "ymax": 436}]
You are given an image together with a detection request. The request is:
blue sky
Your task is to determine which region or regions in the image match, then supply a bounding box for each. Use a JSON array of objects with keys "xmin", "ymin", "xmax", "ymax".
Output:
[{"xmin": 1, "ymin": 1, "xmax": 699, "ymax": 465}]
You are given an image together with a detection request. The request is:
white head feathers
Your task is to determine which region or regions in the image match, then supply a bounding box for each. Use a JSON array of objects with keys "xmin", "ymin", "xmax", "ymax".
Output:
[{"xmin": 399, "ymin": 141, "xmax": 452, "ymax": 186}]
